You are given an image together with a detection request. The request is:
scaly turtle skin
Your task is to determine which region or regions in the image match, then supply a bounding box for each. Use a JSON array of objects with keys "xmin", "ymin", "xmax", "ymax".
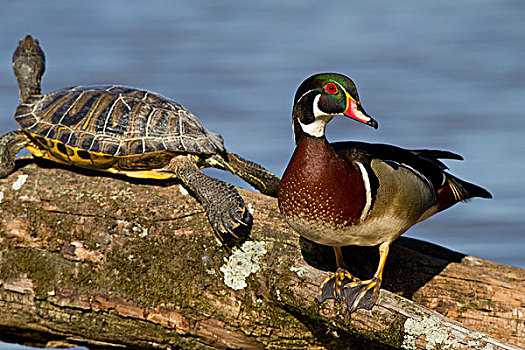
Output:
[
  {"xmin": 0, "ymin": 35, "xmax": 280, "ymax": 246},
  {"xmin": 278, "ymin": 73, "xmax": 491, "ymax": 314}
]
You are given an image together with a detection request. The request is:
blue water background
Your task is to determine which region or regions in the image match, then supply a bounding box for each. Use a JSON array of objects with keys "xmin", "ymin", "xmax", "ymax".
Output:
[
  {"xmin": 1, "ymin": 1, "xmax": 524, "ymax": 348},
  {"xmin": 1, "ymin": 1, "xmax": 523, "ymax": 265},
  {"xmin": 0, "ymin": 0, "xmax": 523, "ymax": 287}
]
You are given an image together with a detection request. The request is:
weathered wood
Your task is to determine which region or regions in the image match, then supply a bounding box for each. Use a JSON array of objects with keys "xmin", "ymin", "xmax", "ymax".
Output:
[{"xmin": 0, "ymin": 160, "xmax": 523, "ymax": 349}]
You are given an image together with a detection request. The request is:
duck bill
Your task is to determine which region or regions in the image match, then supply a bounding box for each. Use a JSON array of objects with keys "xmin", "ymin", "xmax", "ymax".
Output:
[{"xmin": 343, "ymin": 93, "xmax": 378, "ymax": 129}]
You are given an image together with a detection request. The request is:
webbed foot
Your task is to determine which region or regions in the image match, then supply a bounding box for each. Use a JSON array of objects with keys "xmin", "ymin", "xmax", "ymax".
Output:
[
  {"xmin": 342, "ymin": 276, "xmax": 382, "ymax": 313},
  {"xmin": 318, "ymin": 243, "xmax": 388, "ymax": 315},
  {"xmin": 318, "ymin": 268, "xmax": 360, "ymax": 303}
]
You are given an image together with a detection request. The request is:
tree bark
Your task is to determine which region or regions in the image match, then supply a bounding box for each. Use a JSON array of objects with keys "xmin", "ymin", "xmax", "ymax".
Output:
[{"xmin": 0, "ymin": 160, "xmax": 523, "ymax": 349}]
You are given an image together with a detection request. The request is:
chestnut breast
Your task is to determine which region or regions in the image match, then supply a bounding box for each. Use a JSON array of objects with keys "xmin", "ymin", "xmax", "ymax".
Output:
[{"xmin": 278, "ymin": 136, "xmax": 366, "ymax": 229}]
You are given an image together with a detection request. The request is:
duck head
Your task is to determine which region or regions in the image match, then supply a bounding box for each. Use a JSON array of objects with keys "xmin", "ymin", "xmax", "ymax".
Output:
[{"xmin": 292, "ymin": 73, "xmax": 378, "ymax": 143}]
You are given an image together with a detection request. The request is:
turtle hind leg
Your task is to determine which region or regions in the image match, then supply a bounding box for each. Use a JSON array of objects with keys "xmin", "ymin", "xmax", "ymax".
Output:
[
  {"xmin": 164, "ymin": 155, "xmax": 253, "ymax": 248},
  {"xmin": 207, "ymin": 151, "xmax": 280, "ymax": 197},
  {"xmin": 0, "ymin": 131, "xmax": 31, "ymax": 178}
]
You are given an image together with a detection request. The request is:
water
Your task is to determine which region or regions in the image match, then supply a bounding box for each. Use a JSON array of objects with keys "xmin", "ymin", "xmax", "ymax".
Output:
[
  {"xmin": 0, "ymin": 1, "xmax": 524, "ymax": 346},
  {"xmin": 1, "ymin": 0, "xmax": 523, "ymax": 264}
]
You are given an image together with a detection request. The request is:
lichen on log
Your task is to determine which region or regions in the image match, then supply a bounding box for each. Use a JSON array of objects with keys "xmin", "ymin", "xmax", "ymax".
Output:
[{"xmin": 0, "ymin": 161, "xmax": 523, "ymax": 349}]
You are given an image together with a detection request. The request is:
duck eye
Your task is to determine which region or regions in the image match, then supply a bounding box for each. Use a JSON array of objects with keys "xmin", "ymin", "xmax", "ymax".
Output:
[{"xmin": 325, "ymin": 83, "xmax": 338, "ymax": 95}]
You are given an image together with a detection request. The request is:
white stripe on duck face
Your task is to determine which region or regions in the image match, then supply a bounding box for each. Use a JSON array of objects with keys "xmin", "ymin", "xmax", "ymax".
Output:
[{"xmin": 297, "ymin": 95, "xmax": 335, "ymax": 138}]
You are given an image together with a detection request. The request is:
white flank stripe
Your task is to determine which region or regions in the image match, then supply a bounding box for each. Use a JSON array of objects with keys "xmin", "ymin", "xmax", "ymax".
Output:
[{"xmin": 356, "ymin": 161, "xmax": 372, "ymax": 221}]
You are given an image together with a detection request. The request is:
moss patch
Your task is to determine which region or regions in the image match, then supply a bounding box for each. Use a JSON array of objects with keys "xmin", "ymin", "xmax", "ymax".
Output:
[{"xmin": 0, "ymin": 248, "xmax": 61, "ymax": 297}]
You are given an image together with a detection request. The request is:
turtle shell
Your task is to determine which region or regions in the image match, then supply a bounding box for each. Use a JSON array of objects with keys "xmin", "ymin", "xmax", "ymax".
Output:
[{"xmin": 14, "ymin": 85, "xmax": 225, "ymax": 160}]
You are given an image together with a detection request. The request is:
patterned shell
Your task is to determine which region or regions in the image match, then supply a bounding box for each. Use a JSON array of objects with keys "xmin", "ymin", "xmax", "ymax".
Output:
[{"xmin": 14, "ymin": 85, "xmax": 225, "ymax": 156}]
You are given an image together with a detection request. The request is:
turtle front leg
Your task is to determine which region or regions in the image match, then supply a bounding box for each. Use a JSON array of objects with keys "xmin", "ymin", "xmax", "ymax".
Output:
[
  {"xmin": 164, "ymin": 155, "xmax": 252, "ymax": 247},
  {"xmin": 207, "ymin": 151, "xmax": 280, "ymax": 197},
  {"xmin": 0, "ymin": 130, "xmax": 30, "ymax": 178}
]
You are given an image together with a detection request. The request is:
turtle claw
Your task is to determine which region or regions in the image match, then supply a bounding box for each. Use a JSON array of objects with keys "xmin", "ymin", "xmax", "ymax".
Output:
[
  {"xmin": 228, "ymin": 206, "xmax": 252, "ymax": 241},
  {"xmin": 225, "ymin": 206, "xmax": 252, "ymax": 236},
  {"xmin": 342, "ymin": 277, "xmax": 382, "ymax": 314},
  {"xmin": 169, "ymin": 158, "xmax": 254, "ymax": 250},
  {"xmin": 208, "ymin": 204, "xmax": 252, "ymax": 249},
  {"xmin": 318, "ymin": 268, "xmax": 360, "ymax": 303},
  {"xmin": 222, "ymin": 217, "xmax": 240, "ymax": 239},
  {"xmin": 234, "ymin": 212, "xmax": 250, "ymax": 226}
]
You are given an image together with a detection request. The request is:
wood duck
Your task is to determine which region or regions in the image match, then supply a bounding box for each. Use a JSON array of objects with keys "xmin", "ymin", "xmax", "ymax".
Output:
[{"xmin": 278, "ymin": 73, "xmax": 492, "ymax": 314}]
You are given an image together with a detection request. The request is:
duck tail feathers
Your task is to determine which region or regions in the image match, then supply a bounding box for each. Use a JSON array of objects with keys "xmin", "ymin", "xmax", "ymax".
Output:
[{"xmin": 447, "ymin": 174, "xmax": 492, "ymax": 201}]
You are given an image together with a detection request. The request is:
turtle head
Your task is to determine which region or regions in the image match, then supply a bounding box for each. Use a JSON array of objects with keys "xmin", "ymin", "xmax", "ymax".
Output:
[
  {"xmin": 292, "ymin": 73, "xmax": 378, "ymax": 142},
  {"xmin": 13, "ymin": 35, "xmax": 46, "ymax": 103}
]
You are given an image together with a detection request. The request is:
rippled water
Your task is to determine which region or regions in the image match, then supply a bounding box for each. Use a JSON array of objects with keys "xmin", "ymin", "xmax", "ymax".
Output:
[
  {"xmin": 0, "ymin": 0, "xmax": 524, "ymax": 286},
  {"xmin": 1, "ymin": 1, "xmax": 524, "ymax": 266}
]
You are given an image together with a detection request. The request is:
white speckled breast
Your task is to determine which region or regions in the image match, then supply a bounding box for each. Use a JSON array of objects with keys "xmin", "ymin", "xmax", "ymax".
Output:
[{"xmin": 279, "ymin": 137, "xmax": 436, "ymax": 247}]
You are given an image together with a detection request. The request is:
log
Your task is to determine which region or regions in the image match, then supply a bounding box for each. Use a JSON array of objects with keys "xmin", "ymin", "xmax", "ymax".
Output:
[{"xmin": 0, "ymin": 160, "xmax": 523, "ymax": 349}]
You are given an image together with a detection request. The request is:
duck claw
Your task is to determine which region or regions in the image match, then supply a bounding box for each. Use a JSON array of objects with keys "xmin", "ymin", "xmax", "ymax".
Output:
[
  {"xmin": 342, "ymin": 277, "xmax": 381, "ymax": 314},
  {"xmin": 318, "ymin": 268, "xmax": 360, "ymax": 303}
]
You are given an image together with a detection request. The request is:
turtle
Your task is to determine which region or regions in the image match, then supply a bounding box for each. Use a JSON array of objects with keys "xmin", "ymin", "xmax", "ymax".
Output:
[{"xmin": 0, "ymin": 35, "xmax": 280, "ymax": 245}]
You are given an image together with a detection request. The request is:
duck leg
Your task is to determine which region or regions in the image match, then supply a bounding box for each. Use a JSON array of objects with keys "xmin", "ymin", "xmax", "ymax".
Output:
[
  {"xmin": 342, "ymin": 242, "xmax": 390, "ymax": 313},
  {"xmin": 0, "ymin": 131, "xmax": 30, "ymax": 178},
  {"xmin": 318, "ymin": 246, "xmax": 360, "ymax": 303}
]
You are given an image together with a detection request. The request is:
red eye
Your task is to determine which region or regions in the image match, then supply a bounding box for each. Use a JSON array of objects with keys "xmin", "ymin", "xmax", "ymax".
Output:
[{"xmin": 325, "ymin": 82, "xmax": 338, "ymax": 95}]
